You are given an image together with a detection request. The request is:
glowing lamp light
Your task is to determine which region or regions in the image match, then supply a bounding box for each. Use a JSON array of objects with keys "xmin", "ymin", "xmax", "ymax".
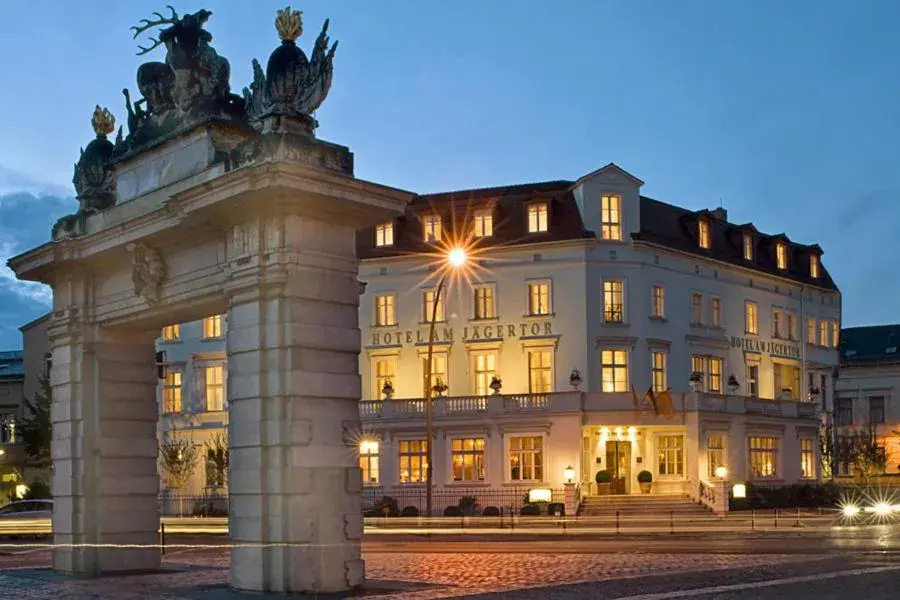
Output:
[
  {"xmin": 528, "ymin": 488, "xmax": 553, "ymax": 503},
  {"xmin": 714, "ymin": 466, "xmax": 728, "ymax": 479},
  {"xmin": 447, "ymin": 247, "xmax": 467, "ymax": 268},
  {"xmin": 359, "ymin": 440, "xmax": 379, "ymax": 454},
  {"xmin": 14, "ymin": 484, "xmax": 27, "ymax": 499},
  {"xmin": 732, "ymin": 483, "xmax": 746, "ymax": 499},
  {"xmin": 0, "ymin": 449, "xmax": 5, "ymax": 456},
  {"xmin": 874, "ymin": 502, "xmax": 892, "ymax": 516},
  {"xmin": 842, "ymin": 504, "xmax": 861, "ymax": 517},
  {"xmin": 564, "ymin": 465, "xmax": 576, "ymax": 484},
  {"xmin": 627, "ymin": 426, "xmax": 637, "ymax": 437}
]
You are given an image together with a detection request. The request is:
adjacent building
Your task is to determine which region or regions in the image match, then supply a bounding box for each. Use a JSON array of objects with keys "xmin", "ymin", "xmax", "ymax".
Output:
[{"xmin": 0, "ymin": 350, "xmax": 24, "ymax": 498}]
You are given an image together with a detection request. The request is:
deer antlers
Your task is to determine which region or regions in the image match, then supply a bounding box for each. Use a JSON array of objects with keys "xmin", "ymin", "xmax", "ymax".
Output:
[{"xmin": 130, "ymin": 5, "xmax": 180, "ymax": 56}]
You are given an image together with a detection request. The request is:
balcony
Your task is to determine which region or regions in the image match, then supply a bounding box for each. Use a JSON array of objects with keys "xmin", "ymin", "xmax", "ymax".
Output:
[
  {"xmin": 359, "ymin": 392, "xmax": 580, "ymax": 420},
  {"xmin": 694, "ymin": 393, "xmax": 820, "ymax": 420}
]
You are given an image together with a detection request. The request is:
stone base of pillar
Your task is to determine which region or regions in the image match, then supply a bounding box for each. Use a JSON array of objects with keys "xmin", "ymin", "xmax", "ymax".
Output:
[{"xmin": 563, "ymin": 483, "xmax": 577, "ymax": 516}]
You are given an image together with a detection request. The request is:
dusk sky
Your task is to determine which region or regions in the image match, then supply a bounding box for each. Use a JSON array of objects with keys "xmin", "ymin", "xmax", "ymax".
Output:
[{"xmin": 0, "ymin": 0, "xmax": 898, "ymax": 348}]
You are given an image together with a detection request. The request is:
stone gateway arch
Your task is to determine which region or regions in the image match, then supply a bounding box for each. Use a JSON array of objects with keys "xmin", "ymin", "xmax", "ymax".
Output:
[{"xmin": 8, "ymin": 6, "xmax": 410, "ymax": 594}]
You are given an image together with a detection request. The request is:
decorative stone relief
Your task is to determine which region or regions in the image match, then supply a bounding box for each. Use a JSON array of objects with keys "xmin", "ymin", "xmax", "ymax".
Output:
[
  {"xmin": 127, "ymin": 242, "xmax": 165, "ymax": 304},
  {"xmin": 264, "ymin": 216, "xmax": 282, "ymax": 251},
  {"xmin": 231, "ymin": 221, "xmax": 258, "ymax": 258}
]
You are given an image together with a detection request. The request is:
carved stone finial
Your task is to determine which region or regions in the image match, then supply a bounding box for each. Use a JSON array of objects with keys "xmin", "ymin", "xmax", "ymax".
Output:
[
  {"xmin": 127, "ymin": 242, "xmax": 166, "ymax": 304},
  {"xmin": 91, "ymin": 105, "xmax": 116, "ymax": 138},
  {"xmin": 275, "ymin": 6, "xmax": 303, "ymax": 42}
]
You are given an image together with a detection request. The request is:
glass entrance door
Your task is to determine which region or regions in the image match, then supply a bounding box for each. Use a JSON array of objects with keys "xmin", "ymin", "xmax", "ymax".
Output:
[{"xmin": 605, "ymin": 441, "xmax": 631, "ymax": 495}]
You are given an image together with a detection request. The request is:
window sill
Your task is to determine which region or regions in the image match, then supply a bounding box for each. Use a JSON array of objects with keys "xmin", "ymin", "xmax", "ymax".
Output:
[
  {"xmin": 470, "ymin": 317, "xmax": 500, "ymax": 323},
  {"xmin": 603, "ymin": 321, "xmax": 629, "ymax": 327},
  {"xmin": 649, "ymin": 316, "xmax": 667, "ymax": 323},
  {"xmin": 523, "ymin": 313, "xmax": 555, "ymax": 319},
  {"xmin": 202, "ymin": 337, "xmax": 225, "ymax": 342},
  {"xmin": 159, "ymin": 339, "xmax": 183, "ymax": 345},
  {"xmin": 502, "ymin": 481, "xmax": 545, "ymax": 487},
  {"xmin": 418, "ymin": 321, "xmax": 449, "ymax": 326},
  {"xmin": 370, "ymin": 324, "xmax": 399, "ymax": 329},
  {"xmin": 445, "ymin": 481, "xmax": 490, "ymax": 488}
]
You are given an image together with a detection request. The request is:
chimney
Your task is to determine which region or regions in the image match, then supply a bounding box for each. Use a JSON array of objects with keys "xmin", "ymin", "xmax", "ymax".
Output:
[{"xmin": 711, "ymin": 207, "xmax": 727, "ymax": 222}]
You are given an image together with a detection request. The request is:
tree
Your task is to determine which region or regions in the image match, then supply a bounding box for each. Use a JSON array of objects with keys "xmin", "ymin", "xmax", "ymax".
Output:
[
  {"xmin": 836, "ymin": 425, "xmax": 887, "ymax": 481},
  {"xmin": 203, "ymin": 432, "xmax": 228, "ymax": 490},
  {"xmin": 819, "ymin": 422, "xmax": 834, "ymax": 479},
  {"xmin": 158, "ymin": 431, "xmax": 199, "ymax": 493},
  {"xmin": 17, "ymin": 374, "xmax": 52, "ymax": 474}
]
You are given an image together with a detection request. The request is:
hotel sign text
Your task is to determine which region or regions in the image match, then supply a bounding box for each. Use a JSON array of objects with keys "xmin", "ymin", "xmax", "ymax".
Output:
[
  {"xmin": 730, "ymin": 336, "xmax": 800, "ymax": 359},
  {"xmin": 371, "ymin": 321, "xmax": 554, "ymax": 347}
]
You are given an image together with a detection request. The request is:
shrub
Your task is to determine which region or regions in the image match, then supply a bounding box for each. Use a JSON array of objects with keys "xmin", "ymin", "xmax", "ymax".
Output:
[
  {"xmin": 548, "ymin": 502, "xmax": 565, "ymax": 516},
  {"xmin": 482, "ymin": 506, "xmax": 500, "ymax": 516},
  {"xmin": 595, "ymin": 470, "xmax": 612, "ymax": 484},
  {"xmin": 458, "ymin": 496, "xmax": 479, "ymax": 516},
  {"xmin": 23, "ymin": 481, "xmax": 52, "ymax": 500},
  {"xmin": 637, "ymin": 470, "xmax": 653, "ymax": 483},
  {"xmin": 728, "ymin": 483, "xmax": 842, "ymax": 511},
  {"xmin": 400, "ymin": 506, "xmax": 419, "ymax": 517},
  {"xmin": 363, "ymin": 495, "xmax": 399, "ymax": 517},
  {"xmin": 520, "ymin": 504, "xmax": 540, "ymax": 516},
  {"xmin": 444, "ymin": 505, "xmax": 462, "ymax": 517}
]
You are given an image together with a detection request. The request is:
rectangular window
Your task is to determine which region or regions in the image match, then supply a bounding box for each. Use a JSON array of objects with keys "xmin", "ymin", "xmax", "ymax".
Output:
[
  {"xmin": 473, "ymin": 286, "xmax": 495, "ymax": 319},
  {"xmin": 359, "ymin": 440, "xmax": 380, "ymax": 484},
  {"xmin": 162, "ymin": 324, "xmax": 180, "ymax": 341},
  {"xmin": 658, "ymin": 435, "xmax": 684, "ymax": 476},
  {"xmin": 0, "ymin": 414, "xmax": 15, "ymax": 444},
  {"xmin": 749, "ymin": 436, "xmax": 778, "ymax": 478},
  {"xmin": 708, "ymin": 357, "xmax": 723, "ymax": 394},
  {"xmin": 711, "ymin": 297, "xmax": 721, "ymax": 328},
  {"xmin": 707, "ymin": 434, "xmax": 725, "ymax": 478},
  {"xmin": 692, "ymin": 355, "xmax": 707, "ymax": 390},
  {"xmin": 698, "ymin": 220, "xmax": 711, "ymax": 249},
  {"xmin": 800, "ymin": 439, "xmax": 815, "ymax": 479},
  {"xmin": 819, "ymin": 320, "xmax": 828, "ymax": 347},
  {"xmin": 773, "ymin": 362, "xmax": 801, "ymax": 400},
  {"xmin": 423, "ymin": 289, "xmax": 445, "ymax": 322},
  {"xmin": 810, "ymin": 254, "xmax": 820, "ymax": 278},
  {"xmin": 163, "ymin": 370, "xmax": 182, "ymax": 414},
  {"xmin": 601, "ymin": 195, "xmax": 621, "ymax": 240},
  {"xmin": 473, "ymin": 210, "xmax": 493, "ymax": 237},
  {"xmin": 527, "ymin": 203, "xmax": 548, "ymax": 233},
  {"xmin": 472, "ymin": 351, "xmax": 498, "ymax": 396},
  {"xmin": 528, "ymin": 349, "xmax": 554, "ymax": 394},
  {"xmin": 776, "ymin": 242, "xmax": 788, "ymax": 270},
  {"xmin": 205, "ymin": 365, "xmax": 225, "ymax": 411},
  {"xmin": 651, "ymin": 285, "xmax": 665, "ymax": 318},
  {"xmin": 651, "ymin": 351, "xmax": 667, "ymax": 393},
  {"xmin": 509, "ymin": 436, "xmax": 543, "ymax": 481},
  {"xmin": 835, "ymin": 397, "xmax": 853, "ymax": 426},
  {"xmin": 746, "ymin": 362, "xmax": 759, "ymax": 397},
  {"xmin": 869, "ymin": 396, "xmax": 885, "ymax": 424},
  {"xmin": 398, "ymin": 440, "xmax": 427, "ymax": 483},
  {"xmin": 772, "ymin": 309, "xmax": 782, "ymax": 339},
  {"xmin": 601, "ymin": 349, "xmax": 628, "ymax": 393},
  {"xmin": 421, "ymin": 352, "xmax": 448, "ymax": 396},
  {"xmin": 786, "ymin": 312, "xmax": 796, "ymax": 341},
  {"xmin": 375, "ymin": 222, "xmax": 394, "ymax": 247},
  {"xmin": 528, "ymin": 282, "xmax": 551, "ymax": 316},
  {"xmin": 743, "ymin": 233, "xmax": 753, "ymax": 261},
  {"xmin": 807, "ymin": 318, "xmax": 816, "ymax": 344},
  {"xmin": 203, "ymin": 315, "xmax": 223, "ymax": 339},
  {"xmin": 423, "ymin": 214, "xmax": 442, "ymax": 242},
  {"xmin": 745, "ymin": 302, "xmax": 758, "ymax": 334},
  {"xmin": 375, "ymin": 294, "xmax": 396, "ymax": 326},
  {"xmin": 373, "ymin": 357, "xmax": 396, "ymax": 399},
  {"xmin": 691, "ymin": 293, "xmax": 703, "ymax": 325},
  {"xmin": 603, "ymin": 280, "xmax": 625, "ymax": 323},
  {"xmin": 831, "ymin": 321, "xmax": 839, "ymax": 348},
  {"xmin": 451, "ymin": 438, "xmax": 485, "ymax": 482}
]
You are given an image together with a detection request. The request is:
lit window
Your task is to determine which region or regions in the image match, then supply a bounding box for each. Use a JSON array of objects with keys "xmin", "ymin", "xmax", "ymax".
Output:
[
  {"xmin": 657, "ymin": 435, "xmax": 684, "ymax": 476},
  {"xmin": 651, "ymin": 285, "xmax": 665, "ymax": 318},
  {"xmin": 422, "ymin": 214, "xmax": 442, "ymax": 242},
  {"xmin": 708, "ymin": 357, "xmax": 723, "ymax": 394},
  {"xmin": 472, "ymin": 351, "xmax": 498, "ymax": 396},
  {"xmin": 473, "ymin": 210, "xmax": 493, "ymax": 238},
  {"xmin": 375, "ymin": 222, "xmax": 394, "ymax": 247},
  {"xmin": 603, "ymin": 280, "xmax": 624, "ymax": 323},
  {"xmin": 205, "ymin": 446, "xmax": 227, "ymax": 488},
  {"xmin": 807, "ymin": 318, "xmax": 816, "ymax": 344},
  {"xmin": 0, "ymin": 414, "xmax": 16, "ymax": 444},
  {"xmin": 204, "ymin": 365, "xmax": 225, "ymax": 411},
  {"xmin": 203, "ymin": 315, "xmax": 223, "ymax": 339},
  {"xmin": 423, "ymin": 289, "xmax": 445, "ymax": 322},
  {"xmin": 745, "ymin": 302, "xmax": 758, "ymax": 334},
  {"xmin": 746, "ymin": 361, "xmax": 759, "ymax": 397},
  {"xmin": 819, "ymin": 320, "xmax": 828, "ymax": 347},
  {"xmin": 375, "ymin": 294, "xmax": 396, "ymax": 326},
  {"xmin": 473, "ymin": 286, "xmax": 495, "ymax": 319},
  {"xmin": 373, "ymin": 358, "xmax": 396, "ymax": 399},
  {"xmin": 163, "ymin": 371, "xmax": 182, "ymax": 414},
  {"xmin": 691, "ymin": 355, "xmax": 707, "ymax": 391},
  {"xmin": 601, "ymin": 195, "xmax": 621, "ymax": 240},
  {"xmin": 601, "ymin": 349, "xmax": 628, "ymax": 393},
  {"xmin": 772, "ymin": 309, "xmax": 782, "ymax": 339},
  {"xmin": 359, "ymin": 440, "xmax": 380, "ymax": 484},
  {"xmin": 831, "ymin": 321, "xmax": 839, "ymax": 348},
  {"xmin": 810, "ymin": 254, "xmax": 820, "ymax": 278},
  {"xmin": 698, "ymin": 219, "xmax": 711, "ymax": 249},
  {"xmin": 422, "ymin": 352, "xmax": 448, "ymax": 397},
  {"xmin": 773, "ymin": 362, "xmax": 801, "ymax": 400},
  {"xmin": 398, "ymin": 440, "xmax": 427, "ymax": 483},
  {"xmin": 651, "ymin": 351, "xmax": 667, "ymax": 393},
  {"xmin": 528, "ymin": 349, "xmax": 554, "ymax": 394},
  {"xmin": 528, "ymin": 282, "xmax": 551, "ymax": 316},
  {"xmin": 451, "ymin": 437, "xmax": 485, "ymax": 481},
  {"xmin": 509, "ymin": 436, "xmax": 543, "ymax": 481},
  {"xmin": 776, "ymin": 242, "xmax": 788, "ymax": 270},
  {"xmin": 691, "ymin": 293, "xmax": 703, "ymax": 325},
  {"xmin": 527, "ymin": 203, "xmax": 549, "ymax": 233},
  {"xmin": 162, "ymin": 324, "xmax": 180, "ymax": 341},
  {"xmin": 743, "ymin": 233, "xmax": 754, "ymax": 261},
  {"xmin": 707, "ymin": 434, "xmax": 725, "ymax": 479},
  {"xmin": 786, "ymin": 312, "xmax": 796, "ymax": 341},
  {"xmin": 800, "ymin": 439, "xmax": 815, "ymax": 479},
  {"xmin": 711, "ymin": 297, "xmax": 721, "ymax": 328},
  {"xmin": 749, "ymin": 436, "xmax": 778, "ymax": 478}
]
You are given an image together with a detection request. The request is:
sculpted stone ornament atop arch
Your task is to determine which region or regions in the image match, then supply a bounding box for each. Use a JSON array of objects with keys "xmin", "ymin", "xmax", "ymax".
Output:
[{"xmin": 127, "ymin": 242, "xmax": 165, "ymax": 304}]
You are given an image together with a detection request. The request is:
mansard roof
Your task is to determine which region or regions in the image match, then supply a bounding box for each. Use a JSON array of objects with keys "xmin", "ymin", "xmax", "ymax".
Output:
[{"xmin": 840, "ymin": 325, "xmax": 900, "ymax": 365}]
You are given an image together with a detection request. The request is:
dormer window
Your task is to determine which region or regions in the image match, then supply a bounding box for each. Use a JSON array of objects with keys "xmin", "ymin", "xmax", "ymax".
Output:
[
  {"xmin": 423, "ymin": 214, "xmax": 442, "ymax": 243},
  {"xmin": 775, "ymin": 242, "xmax": 788, "ymax": 270},
  {"xmin": 810, "ymin": 254, "xmax": 820, "ymax": 278},
  {"xmin": 601, "ymin": 195, "xmax": 622, "ymax": 240},
  {"xmin": 473, "ymin": 209, "xmax": 493, "ymax": 238},
  {"xmin": 527, "ymin": 202, "xmax": 548, "ymax": 233},
  {"xmin": 698, "ymin": 219, "xmax": 711, "ymax": 249},
  {"xmin": 743, "ymin": 233, "xmax": 753, "ymax": 261},
  {"xmin": 375, "ymin": 222, "xmax": 394, "ymax": 247}
]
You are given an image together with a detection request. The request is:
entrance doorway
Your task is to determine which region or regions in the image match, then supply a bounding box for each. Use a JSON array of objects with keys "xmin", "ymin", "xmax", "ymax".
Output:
[{"xmin": 605, "ymin": 441, "xmax": 631, "ymax": 495}]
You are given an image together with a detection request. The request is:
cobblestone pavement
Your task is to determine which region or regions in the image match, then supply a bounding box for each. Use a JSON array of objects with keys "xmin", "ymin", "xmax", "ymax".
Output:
[{"xmin": 0, "ymin": 548, "xmax": 835, "ymax": 599}]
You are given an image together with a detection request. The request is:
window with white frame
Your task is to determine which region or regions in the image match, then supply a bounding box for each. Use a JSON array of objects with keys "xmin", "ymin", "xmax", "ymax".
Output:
[
  {"xmin": 746, "ymin": 359, "xmax": 759, "ymax": 397},
  {"xmin": 375, "ymin": 294, "xmax": 396, "ymax": 326},
  {"xmin": 205, "ymin": 365, "xmax": 225, "ymax": 411},
  {"xmin": 601, "ymin": 349, "xmax": 628, "ymax": 393},
  {"xmin": 203, "ymin": 315, "xmax": 223, "ymax": 339},
  {"xmin": 657, "ymin": 435, "xmax": 684, "ymax": 476},
  {"xmin": 651, "ymin": 351, "xmax": 667, "ymax": 393},
  {"xmin": 509, "ymin": 436, "xmax": 543, "ymax": 481},
  {"xmin": 473, "ymin": 286, "xmax": 495, "ymax": 319},
  {"xmin": 776, "ymin": 242, "xmax": 788, "ymax": 270},
  {"xmin": 772, "ymin": 308, "xmax": 783, "ymax": 339},
  {"xmin": 473, "ymin": 210, "xmax": 493, "ymax": 237},
  {"xmin": 831, "ymin": 321, "xmax": 839, "ymax": 348},
  {"xmin": 807, "ymin": 318, "xmax": 816, "ymax": 344},
  {"xmin": 163, "ymin": 370, "xmax": 182, "ymax": 414},
  {"xmin": 800, "ymin": 438, "xmax": 815, "ymax": 479},
  {"xmin": 603, "ymin": 280, "xmax": 624, "ymax": 323},
  {"xmin": 819, "ymin": 320, "xmax": 828, "ymax": 347},
  {"xmin": 528, "ymin": 348, "xmax": 554, "ymax": 393},
  {"xmin": 162, "ymin": 324, "xmax": 180, "ymax": 341},
  {"xmin": 451, "ymin": 438, "xmax": 485, "ymax": 481},
  {"xmin": 527, "ymin": 203, "xmax": 548, "ymax": 233},
  {"xmin": 745, "ymin": 301, "xmax": 758, "ymax": 334},
  {"xmin": 691, "ymin": 292, "xmax": 703, "ymax": 324},
  {"xmin": 743, "ymin": 233, "xmax": 754, "ymax": 261},
  {"xmin": 472, "ymin": 350, "xmax": 498, "ymax": 396},
  {"xmin": 422, "ymin": 214, "xmax": 442, "ymax": 242},
  {"xmin": 651, "ymin": 285, "xmax": 665, "ymax": 318},
  {"xmin": 423, "ymin": 289, "xmax": 445, "ymax": 322},
  {"xmin": 601, "ymin": 195, "xmax": 621, "ymax": 240},
  {"xmin": 527, "ymin": 281, "xmax": 551, "ymax": 316},
  {"xmin": 749, "ymin": 436, "xmax": 778, "ymax": 478},
  {"xmin": 711, "ymin": 297, "xmax": 721, "ymax": 328},
  {"xmin": 359, "ymin": 440, "xmax": 380, "ymax": 484},
  {"xmin": 810, "ymin": 254, "xmax": 820, "ymax": 278},
  {"xmin": 421, "ymin": 352, "xmax": 448, "ymax": 396},
  {"xmin": 691, "ymin": 355, "xmax": 706, "ymax": 389},
  {"xmin": 698, "ymin": 219, "xmax": 711, "ymax": 249},
  {"xmin": 786, "ymin": 312, "xmax": 796, "ymax": 340},
  {"xmin": 707, "ymin": 434, "xmax": 725, "ymax": 478},
  {"xmin": 373, "ymin": 357, "xmax": 396, "ymax": 399},
  {"xmin": 707, "ymin": 357, "xmax": 723, "ymax": 393},
  {"xmin": 375, "ymin": 222, "xmax": 394, "ymax": 247},
  {"xmin": 398, "ymin": 440, "xmax": 427, "ymax": 483},
  {"xmin": 773, "ymin": 362, "xmax": 800, "ymax": 400}
]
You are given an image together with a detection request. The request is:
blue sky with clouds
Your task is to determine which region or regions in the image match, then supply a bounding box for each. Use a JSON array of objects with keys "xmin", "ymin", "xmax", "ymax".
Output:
[{"xmin": 1, "ymin": 0, "xmax": 899, "ymax": 348}]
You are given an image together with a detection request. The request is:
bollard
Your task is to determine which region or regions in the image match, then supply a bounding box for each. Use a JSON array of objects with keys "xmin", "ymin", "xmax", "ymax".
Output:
[
  {"xmin": 751, "ymin": 510, "xmax": 755, "ymax": 530},
  {"xmin": 616, "ymin": 509, "xmax": 620, "ymax": 535},
  {"xmin": 160, "ymin": 522, "xmax": 166, "ymax": 556},
  {"xmin": 670, "ymin": 510, "xmax": 674, "ymax": 535},
  {"xmin": 774, "ymin": 508, "xmax": 778, "ymax": 528},
  {"xmin": 794, "ymin": 506, "xmax": 802, "ymax": 527},
  {"xmin": 500, "ymin": 507, "xmax": 504, "ymax": 530}
]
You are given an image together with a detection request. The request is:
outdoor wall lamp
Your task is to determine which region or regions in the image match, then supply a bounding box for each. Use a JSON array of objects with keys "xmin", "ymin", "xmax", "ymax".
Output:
[
  {"xmin": 714, "ymin": 465, "xmax": 728, "ymax": 479},
  {"xmin": 564, "ymin": 465, "xmax": 575, "ymax": 483}
]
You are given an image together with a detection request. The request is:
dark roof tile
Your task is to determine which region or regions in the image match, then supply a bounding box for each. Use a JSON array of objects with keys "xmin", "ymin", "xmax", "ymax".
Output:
[{"xmin": 840, "ymin": 325, "xmax": 900, "ymax": 364}]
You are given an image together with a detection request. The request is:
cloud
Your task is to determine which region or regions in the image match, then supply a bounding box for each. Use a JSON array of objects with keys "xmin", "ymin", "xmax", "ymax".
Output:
[
  {"xmin": 0, "ymin": 165, "xmax": 72, "ymax": 199},
  {"xmin": 0, "ymin": 190, "xmax": 76, "ymax": 348}
]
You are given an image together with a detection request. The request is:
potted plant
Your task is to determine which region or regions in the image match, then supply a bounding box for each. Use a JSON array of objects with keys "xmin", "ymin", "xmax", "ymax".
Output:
[
  {"xmin": 381, "ymin": 379, "xmax": 394, "ymax": 400},
  {"xmin": 637, "ymin": 470, "xmax": 653, "ymax": 494},
  {"xmin": 489, "ymin": 376, "xmax": 503, "ymax": 395},
  {"xmin": 595, "ymin": 470, "xmax": 612, "ymax": 495},
  {"xmin": 432, "ymin": 378, "xmax": 448, "ymax": 398},
  {"xmin": 569, "ymin": 368, "xmax": 583, "ymax": 390},
  {"xmin": 689, "ymin": 371, "xmax": 703, "ymax": 392}
]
